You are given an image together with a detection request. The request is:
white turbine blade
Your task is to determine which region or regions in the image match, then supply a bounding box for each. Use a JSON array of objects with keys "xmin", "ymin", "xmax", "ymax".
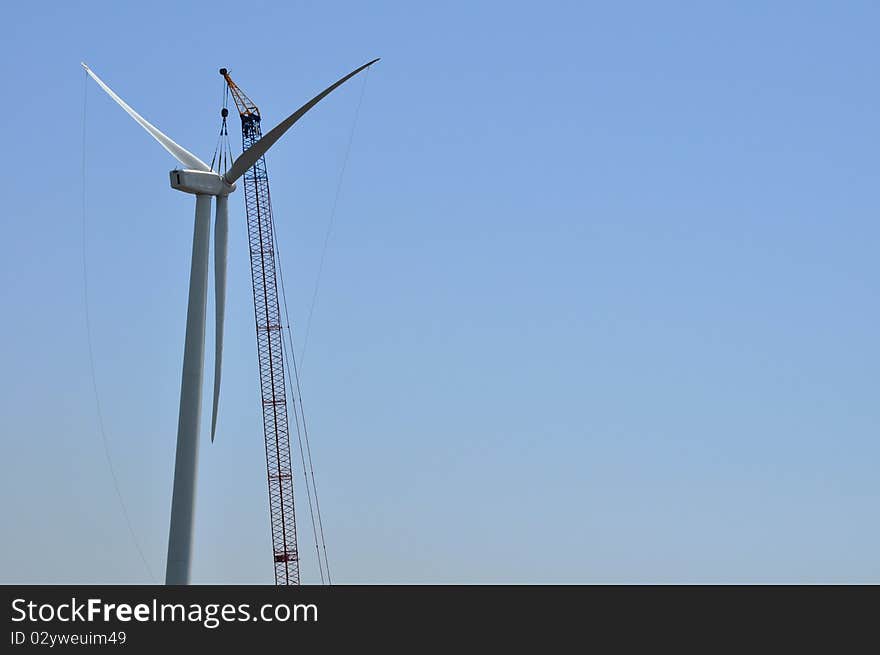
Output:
[
  {"xmin": 210, "ymin": 195, "xmax": 228, "ymax": 442},
  {"xmin": 81, "ymin": 63, "xmax": 212, "ymax": 172},
  {"xmin": 224, "ymin": 58, "xmax": 379, "ymax": 184}
]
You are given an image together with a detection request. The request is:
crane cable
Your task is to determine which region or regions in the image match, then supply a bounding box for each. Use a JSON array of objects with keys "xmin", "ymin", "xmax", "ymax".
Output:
[
  {"xmin": 276, "ymin": 277, "xmax": 325, "ymax": 584},
  {"xmin": 298, "ymin": 66, "xmax": 372, "ymax": 368},
  {"xmin": 270, "ymin": 186, "xmax": 326, "ymax": 583},
  {"xmin": 274, "ymin": 225, "xmax": 329, "ymax": 584},
  {"xmin": 81, "ymin": 69, "xmax": 156, "ymax": 582},
  {"xmin": 210, "ymin": 83, "xmax": 233, "ymax": 175},
  {"xmin": 270, "ymin": 73, "xmax": 372, "ymax": 583}
]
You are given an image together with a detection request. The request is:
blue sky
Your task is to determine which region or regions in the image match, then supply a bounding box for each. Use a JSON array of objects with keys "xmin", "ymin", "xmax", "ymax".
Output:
[{"xmin": 1, "ymin": 1, "xmax": 878, "ymax": 583}]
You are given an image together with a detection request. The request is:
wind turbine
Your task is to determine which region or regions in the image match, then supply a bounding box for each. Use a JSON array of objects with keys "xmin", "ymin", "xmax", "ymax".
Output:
[{"xmin": 82, "ymin": 58, "xmax": 379, "ymax": 585}]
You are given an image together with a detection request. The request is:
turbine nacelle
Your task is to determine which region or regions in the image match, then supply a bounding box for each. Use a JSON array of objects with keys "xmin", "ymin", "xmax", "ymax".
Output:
[{"xmin": 170, "ymin": 169, "xmax": 236, "ymax": 196}]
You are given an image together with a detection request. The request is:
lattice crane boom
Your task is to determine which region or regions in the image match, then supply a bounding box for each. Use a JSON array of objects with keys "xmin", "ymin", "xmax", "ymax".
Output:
[
  {"xmin": 220, "ymin": 67, "xmax": 300, "ymax": 585},
  {"xmin": 222, "ymin": 69, "xmax": 260, "ymax": 118}
]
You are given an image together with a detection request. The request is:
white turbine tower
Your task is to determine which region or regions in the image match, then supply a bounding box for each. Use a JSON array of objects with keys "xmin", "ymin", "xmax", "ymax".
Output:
[{"xmin": 83, "ymin": 59, "xmax": 379, "ymax": 585}]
